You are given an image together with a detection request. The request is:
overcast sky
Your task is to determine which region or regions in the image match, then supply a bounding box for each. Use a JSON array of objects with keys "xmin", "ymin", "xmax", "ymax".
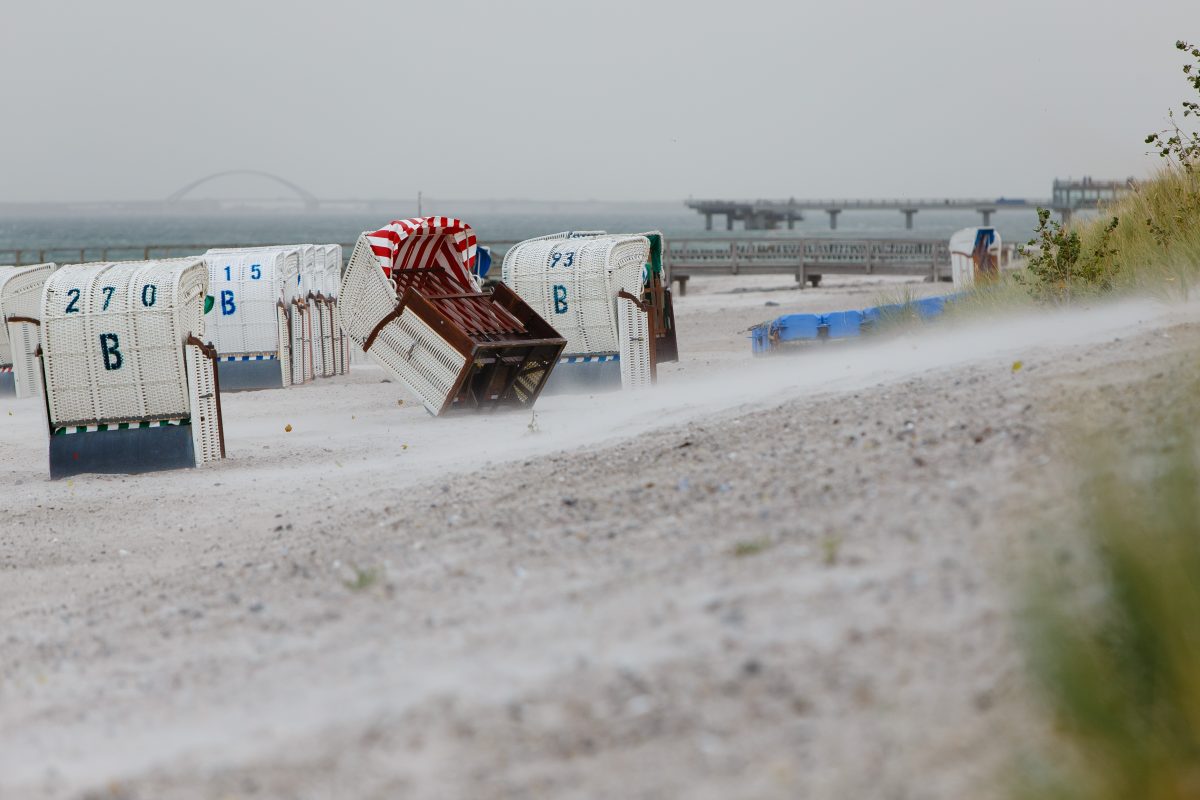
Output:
[{"xmin": 1, "ymin": 0, "xmax": 1193, "ymax": 203}]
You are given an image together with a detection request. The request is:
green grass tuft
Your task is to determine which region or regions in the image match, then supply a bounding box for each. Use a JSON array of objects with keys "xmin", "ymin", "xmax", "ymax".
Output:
[
  {"xmin": 1015, "ymin": 417, "xmax": 1200, "ymax": 800},
  {"xmin": 344, "ymin": 565, "xmax": 382, "ymax": 592},
  {"xmin": 732, "ymin": 538, "xmax": 773, "ymax": 558}
]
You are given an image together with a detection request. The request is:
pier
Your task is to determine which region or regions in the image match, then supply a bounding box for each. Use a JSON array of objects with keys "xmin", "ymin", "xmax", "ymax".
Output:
[
  {"xmin": 664, "ymin": 236, "xmax": 1018, "ymax": 293},
  {"xmin": 688, "ymin": 177, "xmax": 1135, "ymax": 231},
  {"xmin": 666, "ymin": 237, "xmax": 951, "ymax": 290}
]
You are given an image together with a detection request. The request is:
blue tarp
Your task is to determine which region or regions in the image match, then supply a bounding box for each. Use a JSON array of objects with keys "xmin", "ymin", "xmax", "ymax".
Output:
[
  {"xmin": 475, "ymin": 245, "xmax": 493, "ymax": 279},
  {"xmin": 751, "ymin": 293, "xmax": 962, "ymax": 355}
]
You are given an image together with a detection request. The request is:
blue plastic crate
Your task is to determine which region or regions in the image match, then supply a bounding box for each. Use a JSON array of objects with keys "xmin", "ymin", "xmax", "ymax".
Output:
[
  {"xmin": 776, "ymin": 314, "xmax": 823, "ymax": 341},
  {"xmin": 825, "ymin": 310, "xmax": 863, "ymax": 338},
  {"xmin": 915, "ymin": 296, "xmax": 947, "ymax": 318}
]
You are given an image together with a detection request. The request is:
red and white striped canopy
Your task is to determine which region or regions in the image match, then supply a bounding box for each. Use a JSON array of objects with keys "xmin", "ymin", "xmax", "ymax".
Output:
[{"xmin": 365, "ymin": 217, "xmax": 478, "ymax": 290}]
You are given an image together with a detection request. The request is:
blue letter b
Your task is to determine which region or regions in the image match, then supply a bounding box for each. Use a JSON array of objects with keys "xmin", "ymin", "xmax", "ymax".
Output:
[
  {"xmin": 99, "ymin": 333, "xmax": 123, "ymax": 371},
  {"xmin": 552, "ymin": 284, "xmax": 568, "ymax": 314}
]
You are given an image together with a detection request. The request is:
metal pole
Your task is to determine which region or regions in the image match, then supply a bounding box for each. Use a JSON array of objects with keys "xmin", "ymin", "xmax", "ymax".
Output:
[{"xmin": 797, "ymin": 239, "xmax": 806, "ymax": 291}]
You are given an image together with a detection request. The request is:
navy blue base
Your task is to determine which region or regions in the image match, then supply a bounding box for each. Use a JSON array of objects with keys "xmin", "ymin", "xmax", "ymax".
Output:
[
  {"xmin": 0, "ymin": 372, "xmax": 14, "ymax": 396},
  {"xmin": 541, "ymin": 359, "xmax": 622, "ymax": 395},
  {"xmin": 217, "ymin": 359, "xmax": 284, "ymax": 392},
  {"xmin": 49, "ymin": 425, "xmax": 196, "ymax": 480}
]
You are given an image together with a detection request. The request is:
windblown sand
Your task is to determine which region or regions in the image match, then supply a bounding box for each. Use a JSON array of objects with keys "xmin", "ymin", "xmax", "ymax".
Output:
[{"xmin": 1, "ymin": 274, "xmax": 1195, "ymax": 799}]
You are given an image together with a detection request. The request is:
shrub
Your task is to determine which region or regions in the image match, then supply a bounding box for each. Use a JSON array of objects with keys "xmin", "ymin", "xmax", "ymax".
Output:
[{"xmin": 1017, "ymin": 209, "xmax": 1120, "ymax": 303}]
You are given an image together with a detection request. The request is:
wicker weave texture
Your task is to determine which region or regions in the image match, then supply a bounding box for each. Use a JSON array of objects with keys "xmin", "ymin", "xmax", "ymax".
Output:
[
  {"xmin": 338, "ymin": 305, "xmax": 352, "ymax": 375},
  {"xmin": 338, "ymin": 234, "xmax": 467, "ymax": 413},
  {"xmin": 289, "ymin": 301, "xmax": 307, "ymax": 384},
  {"xmin": 502, "ymin": 235, "xmax": 649, "ymax": 356},
  {"xmin": 310, "ymin": 296, "xmax": 327, "ymax": 377},
  {"xmin": 338, "ymin": 236, "xmax": 402, "ymax": 346},
  {"xmin": 41, "ymin": 259, "xmax": 208, "ymax": 428},
  {"xmin": 206, "ymin": 246, "xmax": 300, "ymax": 292},
  {"xmin": 319, "ymin": 299, "xmax": 335, "ymax": 377},
  {"xmin": 295, "ymin": 245, "xmax": 317, "ymax": 301},
  {"xmin": 0, "ymin": 263, "xmax": 56, "ymax": 366},
  {"xmin": 301, "ymin": 303, "xmax": 314, "ymax": 382},
  {"xmin": 617, "ymin": 295, "xmax": 653, "ymax": 389},
  {"xmin": 202, "ymin": 249, "xmax": 290, "ymax": 357},
  {"xmin": 185, "ymin": 342, "xmax": 223, "ymax": 465},
  {"xmin": 7, "ymin": 320, "xmax": 41, "ymax": 398},
  {"xmin": 330, "ymin": 300, "xmax": 344, "ymax": 376},
  {"xmin": 320, "ymin": 244, "xmax": 343, "ymax": 296},
  {"xmin": 377, "ymin": 308, "xmax": 467, "ymax": 414},
  {"xmin": 320, "ymin": 245, "xmax": 347, "ymax": 376},
  {"xmin": 276, "ymin": 304, "xmax": 292, "ymax": 387},
  {"xmin": 1, "ymin": 263, "xmax": 56, "ymax": 397}
]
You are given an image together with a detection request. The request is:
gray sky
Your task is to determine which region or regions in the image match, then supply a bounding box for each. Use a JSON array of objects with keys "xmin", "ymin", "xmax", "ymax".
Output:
[{"xmin": 1, "ymin": 0, "xmax": 1193, "ymax": 202}]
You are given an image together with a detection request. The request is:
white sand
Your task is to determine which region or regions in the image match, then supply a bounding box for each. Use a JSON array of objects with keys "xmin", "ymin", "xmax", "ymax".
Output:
[{"xmin": 1, "ymin": 274, "xmax": 1194, "ymax": 798}]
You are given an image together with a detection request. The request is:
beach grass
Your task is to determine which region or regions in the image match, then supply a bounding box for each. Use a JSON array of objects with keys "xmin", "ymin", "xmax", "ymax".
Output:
[
  {"xmin": 1082, "ymin": 167, "xmax": 1200, "ymax": 298},
  {"xmin": 1013, "ymin": 405, "xmax": 1200, "ymax": 799}
]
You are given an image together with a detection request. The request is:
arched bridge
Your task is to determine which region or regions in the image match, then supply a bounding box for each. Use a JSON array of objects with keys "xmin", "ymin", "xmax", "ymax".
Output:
[{"xmin": 166, "ymin": 170, "xmax": 320, "ymax": 210}]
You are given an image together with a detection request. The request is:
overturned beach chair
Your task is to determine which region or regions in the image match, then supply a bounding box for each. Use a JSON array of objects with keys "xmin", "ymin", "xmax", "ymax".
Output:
[
  {"xmin": 950, "ymin": 227, "xmax": 1001, "ymax": 290},
  {"xmin": 203, "ymin": 247, "xmax": 297, "ymax": 390},
  {"xmin": 502, "ymin": 232, "xmax": 659, "ymax": 393},
  {"xmin": 338, "ymin": 217, "xmax": 565, "ymax": 415},
  {"xmin": 38, "ymin": 258, "xmax": 225, "ymax": 479},
  {"xmin": 0, "ymin": 263, "xmax": 56, "ymax": 398}
]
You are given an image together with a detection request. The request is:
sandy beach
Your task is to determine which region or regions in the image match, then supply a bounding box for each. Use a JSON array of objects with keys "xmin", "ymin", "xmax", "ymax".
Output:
[{"xmin": 2, "ymin": 273, "xmax": 1194, "ymax": 799}]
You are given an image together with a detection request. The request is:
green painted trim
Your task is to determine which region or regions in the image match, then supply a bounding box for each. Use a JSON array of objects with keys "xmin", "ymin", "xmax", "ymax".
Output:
[{"xmin": 53, "ymin": 418, "xmax": 191, "ymax": 436}]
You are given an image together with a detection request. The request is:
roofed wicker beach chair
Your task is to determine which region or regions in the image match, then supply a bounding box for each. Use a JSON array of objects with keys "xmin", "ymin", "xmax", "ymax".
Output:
[
  {"xmin": 202, "ymin": 247, "xmax": 298, "ymax": 390},
  {"xmin": 338, "ymin": 217, "xmax": 566, "ymax": 415},
  {"xmin": 38, "ymin": 258, "xmax": 225, "ymax": 479},
  {"xmin": 205, "ymin": 243, "xmax": 350, "ymax": 387},
  {"xmin": 0, "ymin": 263, "xmax": 56, "ymax": 398},
  {"xmin": 950, "ymin": 227, "xmax": 1001, "ymax": 290},
  {"xmin": 502, "ymin": 231, "xmax": 664, "ymax": 393}
]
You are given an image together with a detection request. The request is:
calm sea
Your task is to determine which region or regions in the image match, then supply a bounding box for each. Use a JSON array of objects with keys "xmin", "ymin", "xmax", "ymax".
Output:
[{"xmin": 0, "ymin": 205, "xmax": 1055, "ymax": 263}]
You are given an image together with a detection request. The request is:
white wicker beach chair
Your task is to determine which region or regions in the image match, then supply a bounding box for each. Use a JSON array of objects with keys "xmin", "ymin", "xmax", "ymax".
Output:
[
  {"xmin": 502, "ymin": 232, "xmax": 654, "ymax": 392},
  {"xmin": 207, "ymin": 243, "xmax": 350, "ymax": 385},
  {"xmin": 202, "ymin": 248, "xmax": 297, "ymax": 390},
  {"xmin": 950, "ymin": 228, "xmax": 1001, "ymax": 290},
  {"xmin": 0, "ymin": 263, "xmax": 57, "ymax": 398},
  {"xmin": 38, "ymin": 258, "xmax": 224, "ymax": 478},
  {"xmin": 338, "ymin": 217, "xmax": 565, "ymax": 415}
]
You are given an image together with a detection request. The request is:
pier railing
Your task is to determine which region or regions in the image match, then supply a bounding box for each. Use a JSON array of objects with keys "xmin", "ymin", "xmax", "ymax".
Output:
[{"xmin": 665, "ymin": 236, "xmax": 955, "ymax": 286}]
